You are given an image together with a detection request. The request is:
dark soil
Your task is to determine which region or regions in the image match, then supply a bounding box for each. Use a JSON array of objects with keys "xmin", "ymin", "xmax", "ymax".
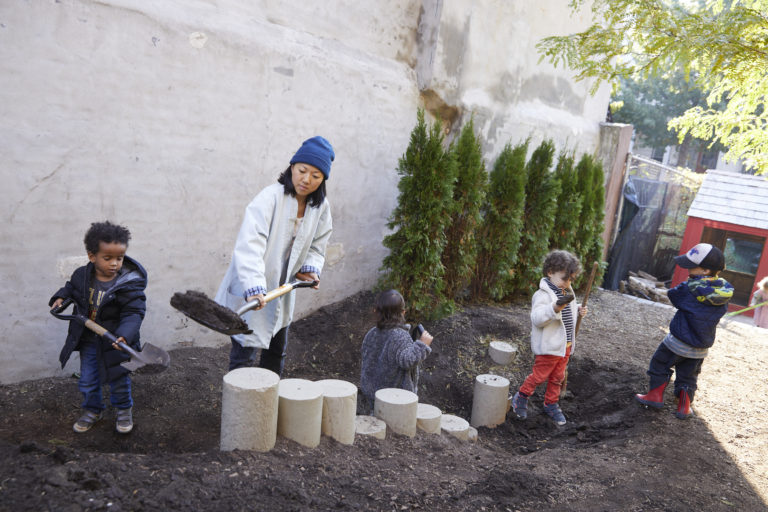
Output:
[
  {"xmin": 1, "ymin": 289, "xmax": 767, "ymax": 511},
  {"xmin": 170, "ymin": 290, "xmax": 249, "ymax": 335}
]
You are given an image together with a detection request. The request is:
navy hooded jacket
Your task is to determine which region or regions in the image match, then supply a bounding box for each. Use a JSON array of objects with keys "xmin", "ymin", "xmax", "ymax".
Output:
[
  {"xmin": 49, "ymin": 255, "xmax": 148, "ymax": 382},
  {"xmin": 667, "ymin": 275, "xmax": 733, "ymax": 349}
]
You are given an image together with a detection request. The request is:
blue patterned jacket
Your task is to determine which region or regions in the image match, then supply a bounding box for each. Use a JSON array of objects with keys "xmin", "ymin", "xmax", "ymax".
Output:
[{"xmin": 667, "ymin": 275, "xmax": 733, "ymax": 349}]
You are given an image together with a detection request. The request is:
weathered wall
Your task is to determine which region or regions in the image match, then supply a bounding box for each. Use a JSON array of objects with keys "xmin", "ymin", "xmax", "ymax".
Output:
[
  {"xmin": 419, "ymin": 1, "xmax": 609, "ymax": 154},
  {"xmin": 0, "ymin": 0, "xmax": 610, "ymax": 383}
]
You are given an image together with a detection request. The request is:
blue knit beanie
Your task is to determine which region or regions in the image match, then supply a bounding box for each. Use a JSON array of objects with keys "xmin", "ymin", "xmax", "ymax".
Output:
[{"xmin": 290, "ymin": 136, "xmax": 335, "ymax": 180}]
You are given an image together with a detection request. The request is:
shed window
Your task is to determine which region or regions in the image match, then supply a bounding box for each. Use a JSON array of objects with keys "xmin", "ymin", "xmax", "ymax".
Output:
[
  {"xmin": 701, "ymin": 227, "xmax": 765, "ymax": 306},
  {"xmin": 724, "ymin": 237, "xmax": 762, "ymax": 275}
]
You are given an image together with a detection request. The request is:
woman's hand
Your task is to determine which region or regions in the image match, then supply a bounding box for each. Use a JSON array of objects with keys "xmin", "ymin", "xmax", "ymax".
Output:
[
  {"xmin": 419, "ymin": 330, "xmax": 433, "ymax": 347},
  {"xmin": 246, "ymin": 293, "xmax": 266, "ymax": 310},
  {"xmin": 296, "ymin": 271, "xmax": 320, "ymax": 289}
]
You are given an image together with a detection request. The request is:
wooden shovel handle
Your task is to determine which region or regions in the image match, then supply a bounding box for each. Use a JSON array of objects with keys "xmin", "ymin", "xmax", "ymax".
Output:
[
  {"xmin": 236, "ymin": 280, "xmax": 318, "ymax": 315},
  {"xmin": 574, "ymin": 262, "xmax": 599, "ymax": 337},
  {"xmin": 83, "ymin": 318, "xmax": 139, "ymax": 357},
  {"xmin": 560, "ymin": 261, "xmax": 599, "ymax": 399}
]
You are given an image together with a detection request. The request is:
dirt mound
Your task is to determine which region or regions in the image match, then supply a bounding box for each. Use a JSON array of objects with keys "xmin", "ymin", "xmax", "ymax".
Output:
[{"xmin": 1, "ymin": 289, "xmax": 766, "ymax": 510}]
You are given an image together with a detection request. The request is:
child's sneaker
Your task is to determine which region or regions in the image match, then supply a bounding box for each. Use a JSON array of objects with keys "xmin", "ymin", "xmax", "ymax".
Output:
[
  {"xmin": 511, "ymin": 392, "xmax": 528, "ymax": 419},
  {"xmin": 543, "ymin": 403, "xmax": 567, "ymax": 426},
  {"xmin": 116, "ymin": 407, "xmax": 133, "ymax": 434},
  {"xmin": 73, "ymin": 410, "xmax": 103, "ymax": 433}
]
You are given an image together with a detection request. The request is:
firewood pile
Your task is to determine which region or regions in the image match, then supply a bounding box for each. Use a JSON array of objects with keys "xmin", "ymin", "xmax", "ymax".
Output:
[{"xmin": 618, "ymin": 270, "xmax": 671, "ymax": 305}]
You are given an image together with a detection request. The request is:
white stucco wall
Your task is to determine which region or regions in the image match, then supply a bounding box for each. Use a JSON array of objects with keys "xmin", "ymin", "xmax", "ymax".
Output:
[
  {"xmin": 1, "ymin": 0, "xmax": 610, "ymax": 383},
  {"xmin": 419, "ymin": 1, "xmax": 609, "ymax": 156}
]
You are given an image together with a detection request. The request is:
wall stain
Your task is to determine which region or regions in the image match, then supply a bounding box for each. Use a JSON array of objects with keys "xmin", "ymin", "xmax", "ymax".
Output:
[
  {"xmin": 273, "ymin": 66, "xmax": 294, "ymax": 77},
  {"xmin": 420, "ymin": 89, "xmax": 460, "ymax": 132},
  {"xmin": 520, "ymin": 74, "xmax": 584, "ymax": 114}
]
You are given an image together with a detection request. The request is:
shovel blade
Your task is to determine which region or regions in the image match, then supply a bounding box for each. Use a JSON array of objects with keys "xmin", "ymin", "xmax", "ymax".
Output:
[
  {"xmin": 170, "ymin": 290, "xmax": 252, "ymax": 335},
  {"xmin": 120, "ymin": 343, "xmax": 170, "ymax": 374}
]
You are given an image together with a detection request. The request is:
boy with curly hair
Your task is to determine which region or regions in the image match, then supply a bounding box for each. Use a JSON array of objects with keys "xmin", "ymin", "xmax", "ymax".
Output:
[
  {"xmin": 511, "ymin": 250, "xmax": 588, "ymax": 426},
  {"xmin": 50, "ymin": 221, "xmax": 148, "ymax": 434}
]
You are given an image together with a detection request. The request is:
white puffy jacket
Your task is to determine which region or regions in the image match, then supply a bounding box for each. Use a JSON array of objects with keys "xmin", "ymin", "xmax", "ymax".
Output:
[{"xmin": 529, "ymin": 278, "xmax": 579, "ymax": 357}]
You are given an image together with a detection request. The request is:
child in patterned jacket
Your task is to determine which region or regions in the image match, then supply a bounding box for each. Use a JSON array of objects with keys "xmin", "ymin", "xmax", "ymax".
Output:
[{"xmin": 635, "ymin": 243, "xmax": 733, "ymax": 419}]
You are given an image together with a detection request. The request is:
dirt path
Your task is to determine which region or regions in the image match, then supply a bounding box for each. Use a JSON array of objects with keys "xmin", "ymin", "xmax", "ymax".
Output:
[{"xmin": 1, "ymin": 289, "xmax": 766, "ymax": 511}]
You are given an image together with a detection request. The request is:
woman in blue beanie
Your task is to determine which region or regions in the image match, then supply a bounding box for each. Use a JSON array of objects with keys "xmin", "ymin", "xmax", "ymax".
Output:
[{"xmin": 215, "ymin": 136, "xmax": 335, "ymax": 375}]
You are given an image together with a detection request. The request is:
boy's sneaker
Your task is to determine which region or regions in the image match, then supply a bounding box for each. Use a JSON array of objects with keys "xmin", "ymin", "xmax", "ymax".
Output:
[
  {"xmin": 73, "ymin": 410, "xmax": 103, "ymax": 433},
  {"xmin": 543, "ymin": 403, "xmax": 567, "ymax": 426},
  {"xmin": 511, "ymin": 392, "xmax": 528, "ymax": 419},
  {"xmin": 116, "ymin": 407, "xmax": 133, "ymax": 434}
]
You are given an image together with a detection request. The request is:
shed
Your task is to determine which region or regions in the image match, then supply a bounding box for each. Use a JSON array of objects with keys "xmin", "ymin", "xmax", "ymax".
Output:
[{"xmin": 673, "ymin": 170, "xmax": 768, "ymax": 310}]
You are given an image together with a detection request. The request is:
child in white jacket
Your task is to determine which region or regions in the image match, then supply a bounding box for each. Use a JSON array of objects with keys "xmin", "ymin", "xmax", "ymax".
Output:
[{"xmin": 511, "ymin": 250, "xmax": 587, "ymax": 426}]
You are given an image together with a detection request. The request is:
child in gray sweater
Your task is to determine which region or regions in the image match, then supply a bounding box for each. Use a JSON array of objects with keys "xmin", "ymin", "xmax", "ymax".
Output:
[{"xmin": 359, "ymin": 290, "xmax": 433, "ymax": 413}]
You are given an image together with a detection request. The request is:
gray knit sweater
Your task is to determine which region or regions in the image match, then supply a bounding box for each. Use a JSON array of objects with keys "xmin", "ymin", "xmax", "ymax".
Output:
[{"xmin": 360, "ymin": 325, "xmax": 432, "ymax": 402}]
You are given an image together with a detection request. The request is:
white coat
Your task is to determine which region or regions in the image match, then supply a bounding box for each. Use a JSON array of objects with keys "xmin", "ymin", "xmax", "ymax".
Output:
[
  {"xmin": 215, "ymin": 183, "xmax": 332, "ymax": 348},
  {"xmin": 530, "ymin": 278, "xmax": 579, "ymax": 357}
]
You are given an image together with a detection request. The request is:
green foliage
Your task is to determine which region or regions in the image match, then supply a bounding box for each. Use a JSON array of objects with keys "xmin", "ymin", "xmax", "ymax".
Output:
[
  {"xmin": 548, "ymin": 150, "xmax": 582, "ymax": 253},
  {"xmin": 573, "ymin": 154, "xmax": 606, "ymax": 288},
  {"xmin": 442, "ymin": 118, "xmax": 488, "ymax": 300},
  {"xmin": 612, "ymin": 72, "xmax": 725, "ymax": 157},
  {"xmin": 379, "ymin": 109, "xmax": 457, "ymax": 320},
  {"xmin": 538, "ymin": 0, "xmax": 768, "ymax": 173},
  {"xmin": 511, "ymin": 140, "xmax": 560, "ymax": 296},
  {"xmin": 472, "ymin": 141, "xmax": 528, "ymax": 300}
]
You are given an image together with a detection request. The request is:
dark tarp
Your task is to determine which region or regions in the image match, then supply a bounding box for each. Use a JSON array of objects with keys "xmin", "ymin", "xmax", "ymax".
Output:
[{"xmin": 604, "ymin": 177, "xmax": 670, "ymax": 290}]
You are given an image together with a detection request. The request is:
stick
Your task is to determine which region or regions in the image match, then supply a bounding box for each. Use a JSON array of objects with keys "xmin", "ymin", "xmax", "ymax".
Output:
[
  {"xmin": 560, "ymin": 261, "xmax": 599, "ymax": 399},
  {"xmin": 574, "ymin": 262, "xmax": 599, "ymax": 337},
  {"xmin": 724, "ymin": 299, "xmax": 768, "ymax": 317}
]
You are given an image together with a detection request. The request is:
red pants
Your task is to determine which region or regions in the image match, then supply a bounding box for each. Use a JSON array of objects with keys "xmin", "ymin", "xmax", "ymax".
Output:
[{"xmin": 519, "ymin": 345, "xmax": 571, "ymax": 405}]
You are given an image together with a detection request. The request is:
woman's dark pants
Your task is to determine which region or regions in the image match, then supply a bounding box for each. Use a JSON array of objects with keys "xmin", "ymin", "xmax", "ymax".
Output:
[{"xmin": 229, "ymin": 327, "xmax": 289, "ymax": 377}]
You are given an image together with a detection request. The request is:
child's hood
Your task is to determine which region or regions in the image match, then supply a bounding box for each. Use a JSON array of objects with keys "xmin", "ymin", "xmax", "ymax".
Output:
[
  {"xmin": 687, "ymin": 275, "xmax": 734, "ymax": 306},
  {"xmin": 99, "ymin": 255, "xmax": 147, "ymax": 291}
]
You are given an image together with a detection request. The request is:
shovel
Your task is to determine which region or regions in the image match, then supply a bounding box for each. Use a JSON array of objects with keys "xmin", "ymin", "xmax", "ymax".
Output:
[
  {"xmin": 50, "ymin": 298, "xmax": 170, "ymax": 373},
  {"xmin": 560, "ymin": 261, "xmax": 599, "ymax": 399},
  {"xmin": 170, "ymin": 279, "xmax": 318, "ymax": 335}
]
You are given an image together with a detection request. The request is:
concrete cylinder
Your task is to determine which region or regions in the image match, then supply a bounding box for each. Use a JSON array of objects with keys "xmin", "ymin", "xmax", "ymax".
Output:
[
  {"xmin": 374, "ymin": 388, "xmax": 418, "ymax": 437},
  {"xmin": 277, "ymin": 378, "xmax": 323, "ymax": 448},
  {"xmin": 355, "ymin": 415, "xmax": 386, "ymax": 440},
  {"xmin": 317, "ymin": 379, "xmax": 358, "ymax": 445},
  {"xmin": 488, "ymin": 341, "xmax": 517, "ymax": 365},
  {"xmin": 220, "ymin": 368, "xmax": 280, "ymax": 452},
  {"xmin": 470, "ymin": 374, "xmax": 510, "ymax": 428},
  {"xmin": 416, "ymin": 403, "xmax": 442, "ymax": 434},
  {"xmin": 441, "ymin": 414, "xmax": 470, "ymax": 441}
]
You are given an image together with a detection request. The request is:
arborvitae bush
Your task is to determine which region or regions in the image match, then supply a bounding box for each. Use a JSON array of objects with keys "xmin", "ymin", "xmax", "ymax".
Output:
[
  {"xmin": 584, "ymin": 155, "xmax": 606, "ymax": 286},
  {"xmin": 472, "ymin": 141, "xmax": 528, "ymax": 300},
  {"xmin": 379, "ymin": 109, "xmax": 457, "ymax": 320},
  {"xmin": 573, "ymin": 153, "xmax": 595, "ymax": 262},
  {"xmin": 548, "ymin": 150, "xmax": 582, "ymax": 253},
  {"xmin": 442, "ymin": 118, "xmax": 487, "ymax": 301},
  {"xmin": 511, "ymin": 139, "xmax": 561, "ymax": 296},
  {"xmin": 573, "ymin": 153, "xmax": 606, "ymax": 289}
]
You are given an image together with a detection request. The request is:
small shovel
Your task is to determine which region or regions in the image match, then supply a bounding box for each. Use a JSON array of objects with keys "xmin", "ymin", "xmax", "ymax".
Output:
[
  {"xmin": 50, "ymin": 298, "xmax": 170, "ymax": 373},
  {"xmin": 170, "ymin": 280, "xmax": 318, "ymax": 335}
]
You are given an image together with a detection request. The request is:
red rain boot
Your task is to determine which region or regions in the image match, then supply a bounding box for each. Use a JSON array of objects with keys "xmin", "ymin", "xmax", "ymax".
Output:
[
  {"xmin": 675, "ymin": 389, "xmax": 693, "ymax": 419},
  {"xmin": 635, "ymin": 382, "xmax": 667, "ymax": 408}
]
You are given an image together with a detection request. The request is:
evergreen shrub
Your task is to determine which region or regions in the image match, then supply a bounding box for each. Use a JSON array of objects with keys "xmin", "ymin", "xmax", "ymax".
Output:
[{"xmin": 379, "ymin": 109, "xmax": 457, "ymax": 320}]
